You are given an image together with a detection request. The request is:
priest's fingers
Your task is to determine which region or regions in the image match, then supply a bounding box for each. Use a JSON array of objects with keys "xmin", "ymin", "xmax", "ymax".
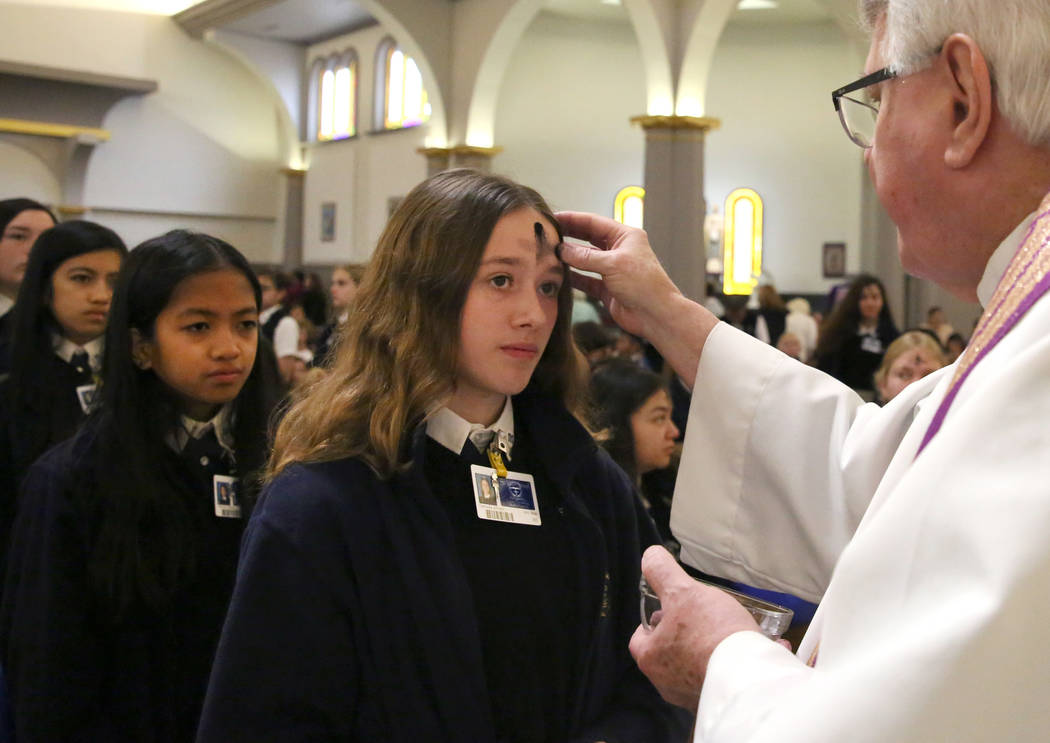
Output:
[{"xmin": 640, "ymin": 545, "xmax": 693, "ymax": 597}]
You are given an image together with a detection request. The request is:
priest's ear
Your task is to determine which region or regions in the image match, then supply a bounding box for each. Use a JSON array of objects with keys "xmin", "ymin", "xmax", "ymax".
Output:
[
  {"xmin": 942, "ymin": 33, "xmax": 993, "ymax": 169},
  {"xmin": 130, "ymin": 328, "xmax": 153, "ymax": 370}
]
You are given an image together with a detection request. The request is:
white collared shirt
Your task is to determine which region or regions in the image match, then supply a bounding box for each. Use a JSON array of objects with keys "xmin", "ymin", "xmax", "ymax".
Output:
[
  {"xmin": 0, "ymin": 294, "xmax": 12, "ymax": 317},
  {"xmin": 426, "ymin": 398, "xmax": 515, "ymax": 456},
  {"xmin": 51, "ymin": 333, "xmax": 104, "ymax": 373},
  {"xmin": 261, "ymin": 305, "xmax": 300, "ymax": 360},
  {"xmin": 168, "ymin": 403, "xmax": 237, "ymax": 459}
]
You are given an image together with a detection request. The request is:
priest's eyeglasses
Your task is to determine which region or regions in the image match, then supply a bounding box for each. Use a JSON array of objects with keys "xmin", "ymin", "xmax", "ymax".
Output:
[{"xmin": 831, "ymin": 67, "xmax": 898, "ymax": 149}]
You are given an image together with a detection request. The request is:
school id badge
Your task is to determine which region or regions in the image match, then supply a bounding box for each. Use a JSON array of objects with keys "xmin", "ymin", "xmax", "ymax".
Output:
[
  {"xmin": 213, "ymin": 474, "xmax": 242, "ymax": 519},
  {"xmin": 470, "ymin": 464, "xmax": 541, "ymax": 526},
  {"xmin": 75, "ymin": 383, "xmax": 99, "ymax": 415}
]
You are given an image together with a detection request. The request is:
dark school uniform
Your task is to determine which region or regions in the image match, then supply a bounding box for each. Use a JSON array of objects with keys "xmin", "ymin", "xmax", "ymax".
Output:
[
  {"xmin": 0, "ymin": 415, "xmax": 246, "ymax": 743},
  {"xmin": 0, "ymin": 346, "xmax": 99, "ymax": 558},
  {"xmin": 197, "ymin": 389, "xmax": 691, "ymax": 743}
]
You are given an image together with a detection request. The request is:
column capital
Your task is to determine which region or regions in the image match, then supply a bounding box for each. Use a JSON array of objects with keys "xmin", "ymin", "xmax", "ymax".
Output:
[
  {"xmin": 417, "ymin": 145, "xmax": 504, "ymax": 176},
  {"xmin": 416, "ymin": 145, "xmax": 504, "ymax": 158},
  {"xmin": 630, "ymin": 115, "xmax": 721, "ymax": 132}
]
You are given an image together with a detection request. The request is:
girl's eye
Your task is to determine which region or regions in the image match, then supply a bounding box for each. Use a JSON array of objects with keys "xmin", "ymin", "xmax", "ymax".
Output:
[
  {"xmin": 490, "ymin": 275, "xmax": 511, "ymax": 289},
  {"xmin": 240, "ymin": 320, "xmax": 258, "ymax": 330},
  {"xmin": 539, "ymin": 281, "xmax": 561, "ymax": 298},
  {"xmin": 70, "ymin": 273, "xmax": 92, "ymax": 284},
  {"xmin": 185, "ymin": 322, "xmax": 209, "ymax": 333}
]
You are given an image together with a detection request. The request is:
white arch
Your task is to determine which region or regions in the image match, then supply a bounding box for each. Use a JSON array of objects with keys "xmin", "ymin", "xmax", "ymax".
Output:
[
  {"xmin": 204, "ymin": 35, "xmax": 303, "ymax": 167},
  {"xmin": 462, "ymin": 0, "xmax": 545, "ymax": 148},
  {"xmin": 676, "ymin": 0, "xmax": 742, "ymax": 116},
  {"xmin": 359, "ymin": 0, "xmax": 450, "ymax": 146},
  {"xmin": 622, "ymin": 0, "xmax": 675, "ymax": 115}
]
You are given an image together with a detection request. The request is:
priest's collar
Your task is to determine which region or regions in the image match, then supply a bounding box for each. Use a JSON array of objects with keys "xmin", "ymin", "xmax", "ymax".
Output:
[
  {"xmin": 426, "ymin": 398, "xmax": 515, "ymax": 456},
  {"xmin": 978, "ymin": 208, "xmax": 1039, "ymax": 307}
]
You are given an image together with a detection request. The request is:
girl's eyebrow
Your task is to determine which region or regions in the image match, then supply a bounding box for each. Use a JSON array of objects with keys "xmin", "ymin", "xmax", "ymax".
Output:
[{"xmin": 176, "ymin": 306, "xmax": 258, "ymax": 318}]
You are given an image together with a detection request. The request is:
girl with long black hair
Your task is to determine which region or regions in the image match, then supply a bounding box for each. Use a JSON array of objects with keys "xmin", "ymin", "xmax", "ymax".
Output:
[
  {"xmin": 0, "ymin": 220, "xmax": 126, "ymax": 546},
  {"xmin": 1, "ymin": 230, "xmax": 280, "ymax": 742}
]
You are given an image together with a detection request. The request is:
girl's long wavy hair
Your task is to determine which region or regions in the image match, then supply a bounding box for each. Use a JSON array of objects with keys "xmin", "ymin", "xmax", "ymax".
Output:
[{"xmin": 269, "ymin": 169, "xmax": 585, "ymax": 479}]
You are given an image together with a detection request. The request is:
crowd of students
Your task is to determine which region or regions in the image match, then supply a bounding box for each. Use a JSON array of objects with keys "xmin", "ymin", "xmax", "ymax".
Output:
[
  {"xmin": 0, "ymin": 172, "xmax": 974, "ymax": 740},
  {"xmin": 0, "ymin": 178, "xmax": 694, "ymax": 742},
  {"xmin": 703, "ymin": 272, "xmax": 969, "ymax": 404}
]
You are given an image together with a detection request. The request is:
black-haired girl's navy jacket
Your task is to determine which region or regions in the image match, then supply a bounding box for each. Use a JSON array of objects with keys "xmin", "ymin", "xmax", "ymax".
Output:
[
  {"xmin": 0, "ymin": 418, "xmax": 244, "ymax": 742},
  {"xmin": 198, "ymin": 391, "xmax": 690, "ymax": 743}
]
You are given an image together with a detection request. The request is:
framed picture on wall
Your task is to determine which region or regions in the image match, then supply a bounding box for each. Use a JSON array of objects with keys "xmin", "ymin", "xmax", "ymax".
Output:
[
  {"xmin": 822, "ymin": 242, "xmax": 846, "ymax": 278},
  {"xmin": 321, "ymin": 202, "xmax": 336, "ymax": 242}
]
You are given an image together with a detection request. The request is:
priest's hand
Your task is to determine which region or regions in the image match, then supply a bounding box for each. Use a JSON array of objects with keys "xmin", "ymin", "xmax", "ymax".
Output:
[
  {"xmin": 555, "ymin": 211, "xmax": 682, "ymax": 340},
  {"xmin": 556, "ymin": 211, "xmax": 718, "ymax": 388},
  {"xmin": 628, "ymin": 546, "xmax": 759, "ymax": 710}
]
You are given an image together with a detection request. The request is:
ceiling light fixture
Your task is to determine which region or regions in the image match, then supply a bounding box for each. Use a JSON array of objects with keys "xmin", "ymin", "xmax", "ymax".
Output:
[{"xmin": 737, "ymin": 0, "xmax": 778, "ymax": 9}]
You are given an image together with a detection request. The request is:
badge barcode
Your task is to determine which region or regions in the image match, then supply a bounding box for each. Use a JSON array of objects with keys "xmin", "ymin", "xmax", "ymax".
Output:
[{"xmin": 485, "ymin": 509, "xmax": 514, "ymax": 522}]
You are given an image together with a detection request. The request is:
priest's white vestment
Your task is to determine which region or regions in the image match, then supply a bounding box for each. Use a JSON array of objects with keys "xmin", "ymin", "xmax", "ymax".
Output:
[{"xmin": 672, "ymin": 204, "xmax": 1050, "ymax": 741}]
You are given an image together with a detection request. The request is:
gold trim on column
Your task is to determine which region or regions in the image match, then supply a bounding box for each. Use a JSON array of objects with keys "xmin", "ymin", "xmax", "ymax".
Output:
[
  {"xmin": 630, "ymin": 115, "xmax": 721, "ymax": 132},
  {"xmin": 0, "ymin": 118, "xmax": 110, "ymax": 141},
  {"xmin": 281, "ymin": 167, "xmax": 308, "ymax": 177},
  {"xmin": 55, "ymin": 205, "xmax": 88, "ymax": 216},
  {"xmin": 417, "ymin": 145, "xmax": 504, "ymax": 158}
]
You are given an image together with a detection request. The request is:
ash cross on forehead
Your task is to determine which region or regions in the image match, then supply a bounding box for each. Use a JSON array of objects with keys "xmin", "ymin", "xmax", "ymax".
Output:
[{"xmin": 533, "ymin": 220, "xmax": 559, "ymax": 258}]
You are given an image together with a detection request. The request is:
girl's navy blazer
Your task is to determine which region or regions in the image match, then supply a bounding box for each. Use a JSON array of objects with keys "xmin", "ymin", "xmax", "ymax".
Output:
[{"xmin": 198, "ymin": 390, "xmax": 690, "ymax": 743}]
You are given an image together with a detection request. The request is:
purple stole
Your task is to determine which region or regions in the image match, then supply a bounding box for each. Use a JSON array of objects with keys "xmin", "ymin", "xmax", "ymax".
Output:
[{"xmin": 918, "ymin": 191, "xmax": 1050, "ymax": 455}]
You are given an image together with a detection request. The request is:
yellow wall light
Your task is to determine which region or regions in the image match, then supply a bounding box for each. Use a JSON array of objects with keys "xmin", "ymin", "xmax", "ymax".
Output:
[
  {"xmin": 613, "ymin": 186, "xmax": 645, "ymax": 229},
  {"xmin": 722, "ymin": 187, "xmax": 763, "ymax": 295}
]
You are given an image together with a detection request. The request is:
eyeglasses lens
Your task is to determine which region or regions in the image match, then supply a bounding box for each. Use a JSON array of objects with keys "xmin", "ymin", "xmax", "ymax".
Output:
[{"xmin": 839, "ymin": 96, "xmax": 878, "ymax": 148}]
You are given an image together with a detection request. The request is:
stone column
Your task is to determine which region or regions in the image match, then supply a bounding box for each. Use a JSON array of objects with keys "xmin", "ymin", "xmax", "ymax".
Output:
[
  {"xmin": 630, "ymin": 115, "xmax": 720, "ymax": 303},
  {"xmin": 417, "ymin": 145, "xmax": 503, "ymax": 177}
]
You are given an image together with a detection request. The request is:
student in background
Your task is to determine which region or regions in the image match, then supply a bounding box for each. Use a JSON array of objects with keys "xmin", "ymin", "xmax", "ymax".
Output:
[
  {"xmin": 256, "ymin": 268, "xmax": 300, "ymax": 386},
  {"xmin": 313, "ymin": 262, "xmax": 365, "ymax": 368},
  {"xmin": 588, "ymin": 358, "xmax": 680, "ymax": 546},
  {"xmin": 198, "ymin": 169, "xmax": 689, "ymax": 743},
  {"xmin": 0, "ymin": 198, "xmax": 56, "ymax": 341},
  {"xmin": 873, "ymin": 330, "xmax": 946, "ymax": 405},
  {"xmin": 814, "ymin": 274, "xmax": 900, "ymax": 396},
  {"xmin": 0, "ymin": 221, "xmax": 126, "ymax": 550},
  {"xmin": 1, "ymin": 230, "xmax": 280, "ymax": 742}
]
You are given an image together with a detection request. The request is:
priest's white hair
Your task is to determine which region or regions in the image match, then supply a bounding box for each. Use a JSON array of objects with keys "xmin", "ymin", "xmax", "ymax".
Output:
[{"xmin": 861, "ymin": 0, "xmax": 1050, "ymax": 147}]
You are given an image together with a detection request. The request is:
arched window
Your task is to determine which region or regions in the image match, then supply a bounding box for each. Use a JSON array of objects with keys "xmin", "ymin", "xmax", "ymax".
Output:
[
  {"xmin": 376, "ymin": 38, "xmax": 430, "ymax": 130},
  {"xmin": 722, "ymin": 187, "xmax": 764, "ymax": 295},
  {"xmin": 614, "ymin": 186, "xmax": 645, "ymax": 229},
  {"xmin": 312, "ymin": 51, "xmax": 357, "ymax": 142}
]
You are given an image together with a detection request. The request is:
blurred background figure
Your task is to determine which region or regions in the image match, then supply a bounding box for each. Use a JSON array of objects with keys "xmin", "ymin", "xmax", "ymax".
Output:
[
  {"xmin": 921, "ymin": 306, "xmax": 955, "ymax": 348},
  {"xmin": 785, "ymin": 297, "xmax": 818, "ymax": 363},
  {"xmin": 0, "ymin": 199, "xmax": 56, "ymax": 339},
  {"xmin": 589, "ymin": 358, "xmax": 680, "ymax": 546},
  {"xmin": 756, "ymin": 284, "xmax": 787, "ymax": 347},
  {"xmin": 572, "ymin": 321, "xmax": 618, "ymax": 368},
  {"xmin": 571, "ymin": 287, "xmax": 602, "ymax": 325},
  {"xmin": 873, "ymin": 330, "xmax": 946, "ymax": 405},
  {"xmin": 814, "ymin": 274, "xmax": 900, "ymax": 397},
  {"xmin": 944, "ymin": 332, "xmax": 967, "ymax": 364},
  {"xmin": 776, "ymin": 331, "xmax": 803, "ymax": 361},
  {"xmin": 314, "ymin": 263, "xmax": 365, "ymax": 369}
]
